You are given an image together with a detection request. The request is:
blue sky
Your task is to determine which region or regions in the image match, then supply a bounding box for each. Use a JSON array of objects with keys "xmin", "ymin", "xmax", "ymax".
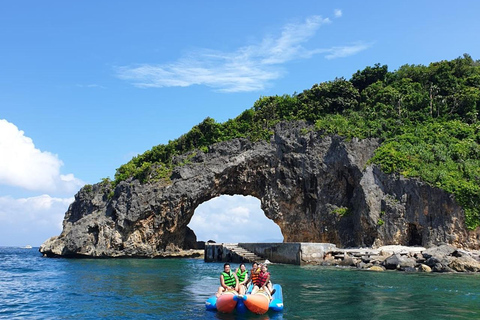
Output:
[{"xmin": 1, "ymin": 1, "xmax": 480, "ymax": 246}]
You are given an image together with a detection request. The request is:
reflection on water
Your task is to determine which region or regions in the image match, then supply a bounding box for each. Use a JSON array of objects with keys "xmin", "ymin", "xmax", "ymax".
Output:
[{"xmin": 1, "ymin": 248, "xmax": 480, "ymax": 319}]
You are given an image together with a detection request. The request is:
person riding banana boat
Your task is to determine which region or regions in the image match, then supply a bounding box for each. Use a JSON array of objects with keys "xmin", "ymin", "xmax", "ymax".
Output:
[
  {"xmin": 206, "ymin": 262, "xmax": 283, "ymax": 314},
  {"xmin": 251, "ymin": 264, "xmax": 276, "ymax": 298},
  {"xmin": 216, "ymin": 263, "xmax": 239, "ymax": 297},
  {"xmin": 235, "ymin": 263, "xmax": 249, "ymax": 295}
]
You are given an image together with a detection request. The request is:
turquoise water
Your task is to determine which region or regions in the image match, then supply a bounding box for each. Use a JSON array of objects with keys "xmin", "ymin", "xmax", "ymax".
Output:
[{"xmin": 1, "ymin": 247, "xmax": 479, "ymax": 319}]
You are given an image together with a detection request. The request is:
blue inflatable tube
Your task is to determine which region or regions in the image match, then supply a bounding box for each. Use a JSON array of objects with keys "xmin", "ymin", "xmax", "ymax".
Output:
[
  {"xmin": 205, "ymin": 296, "xmax": 218, "ymax": 311},
  {"xmin": 205, "ymin": 284, "xmax": 284, "ymax": 313},
  {"xmin": 269, "ymin": 284, "xmax": 284, "ymax": 312}
]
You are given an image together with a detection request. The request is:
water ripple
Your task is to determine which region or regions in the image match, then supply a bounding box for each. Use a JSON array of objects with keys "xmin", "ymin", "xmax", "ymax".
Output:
[{"xmin": 1, "ymin": 248, "xmax": 480, "ymax": 319}]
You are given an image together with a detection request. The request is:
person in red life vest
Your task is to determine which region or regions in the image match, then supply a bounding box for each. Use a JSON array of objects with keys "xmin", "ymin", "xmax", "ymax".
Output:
[
  {"xmin": 235, "ymin": 263, "xmax": 249, "ymax": 295},
  {"xmin": 216, "ymin": 263, "xmax": 239, "ymax": 297},
  {"xmin": 251, "ymin": 264, "xmax": 276, "ymax": 297}
]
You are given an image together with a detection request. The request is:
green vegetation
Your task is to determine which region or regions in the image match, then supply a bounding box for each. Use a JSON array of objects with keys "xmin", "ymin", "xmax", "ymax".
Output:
[
  {"xmin": 332, "ymin": 207, "xmax": 351, "ymax": 217},
  {"xmin": 83, "ymin": 184, "xmax": 93, "ymax": 193},
  {"xmin": 113, "ymin": 54, "xmax": 480, "ymax": 229}
]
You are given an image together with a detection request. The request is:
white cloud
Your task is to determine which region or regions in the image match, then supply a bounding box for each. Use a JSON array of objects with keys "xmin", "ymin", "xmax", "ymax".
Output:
[
  {"xmin": 188, "ymin": 195, "xmax": 283, "ymax": 243},
  {"xmin": 259, "ymin": 15, "xmax": 331, "ymax": 65},
  {"xmin": 0, "ymin": 119, "xmax": 84, "ymax": 194},
  {"xmin": 334, "ymin": 9, "xmax": 343, "ymax": 18},
  {"xmin": 76, "ymin": 84, "xmax": 106, "ymax": 89},
  {"xmin": 325, "ymin": 42, "xmax": 371, "ymax": 60},
  {"xmin": 0, "ymin": 194, "xmax": 73, "ymax": 246},
  {"xmin": 117, "ymin": 14, "xmax": 370, "ymax": 93}
]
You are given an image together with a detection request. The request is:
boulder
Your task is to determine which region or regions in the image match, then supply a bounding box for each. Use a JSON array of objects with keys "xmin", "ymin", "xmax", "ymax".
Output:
[
  {"xmin": 448, "ymin": 256, "xmax": 480, "ymax": 272},
  {"xmin": 382, "ymin": 253, "xmax": 416, "ymax": 270},
  {"xmin": 338, "ymin": 255, "xmax": 356, "ymax": 267},
  {"xmin": 419, "ymin": 264, "xmax": 432, "ymax": 272},
  {"xmin": 422, "ymin": 244, "xmax": 457, "ymax": 260},
  {"xmin": 368, "ymin": 266, "xmax": 385, "ymax": 272}
]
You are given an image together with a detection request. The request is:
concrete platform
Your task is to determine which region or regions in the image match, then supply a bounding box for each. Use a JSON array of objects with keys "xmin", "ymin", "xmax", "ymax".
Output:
[{"xmin": 205, "ymin": 243, "xmax": 430, "ymax": 265}]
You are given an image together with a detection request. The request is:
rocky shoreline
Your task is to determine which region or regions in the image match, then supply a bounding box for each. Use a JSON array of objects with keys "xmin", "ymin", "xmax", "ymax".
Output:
[
  {"xmin": 317, "ymin": 244, "xmax": 480, "ymax": 273},
  {"xmin": 40, "ymin": 241, "xmax": 480, "ymax": 273},
  {"xmin": 142, "ymin": 243, "xmax": 480, "ymax": 274},
  {"xmin": 156, "ymin": 249, "xmax": 204, "ymax": 259}
]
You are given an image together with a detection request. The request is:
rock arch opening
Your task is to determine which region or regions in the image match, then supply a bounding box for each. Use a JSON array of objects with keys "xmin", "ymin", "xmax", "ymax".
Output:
[{"xmin": 187, "ymin": 195, "xmax": 283, "ymax": 243}]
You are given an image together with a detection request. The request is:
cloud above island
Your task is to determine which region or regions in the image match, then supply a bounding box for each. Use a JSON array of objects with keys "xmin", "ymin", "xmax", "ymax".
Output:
[
  {"xmin": 0, "ymin": 119, "xmax": 84, "ymax": 194},
  {"xmin": 117, "ymin": 13, "xmax": 370, "ymax": 92},
  {"xmin": 0, "ymin": 119, "xmax": 83, "ymax": 246}
]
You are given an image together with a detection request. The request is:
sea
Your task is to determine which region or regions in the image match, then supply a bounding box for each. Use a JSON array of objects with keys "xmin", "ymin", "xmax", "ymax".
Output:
[{"xmin": 1, "ymin": 247, "xmax": 479, "ymax": 320}]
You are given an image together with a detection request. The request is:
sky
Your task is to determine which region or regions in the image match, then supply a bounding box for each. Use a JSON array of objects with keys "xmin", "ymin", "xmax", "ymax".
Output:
[{"xmin": 1, "ymin": 1, "xmax": 480, "ymax": 246}]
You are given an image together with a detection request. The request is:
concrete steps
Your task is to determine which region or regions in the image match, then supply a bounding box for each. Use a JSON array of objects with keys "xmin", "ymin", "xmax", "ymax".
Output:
[{"xmin": 223, "ymin": 244, "xmax": 264, "ymax": 263}]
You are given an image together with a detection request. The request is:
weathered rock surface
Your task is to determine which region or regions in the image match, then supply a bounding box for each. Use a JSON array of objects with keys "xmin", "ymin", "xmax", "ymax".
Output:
[{"xmin": 40, "ymin": 121, "xmax": 480, "ymax": 258}]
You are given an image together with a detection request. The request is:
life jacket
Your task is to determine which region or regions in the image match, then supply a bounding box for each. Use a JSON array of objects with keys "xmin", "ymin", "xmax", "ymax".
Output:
[
  {"xmin": 222, "ymin": 271, "xmax": 236, "ymax": 287},
  {"xmin": 250, "ymin": 268, "xmax": 260, "ymax": 285},
  {"xmin": 237, "ymin": 269, "xmax": 247, "ymax": 283},
  {"xmin": 257, "ymin": 271, "xmax": 270, "ymax": 287}
]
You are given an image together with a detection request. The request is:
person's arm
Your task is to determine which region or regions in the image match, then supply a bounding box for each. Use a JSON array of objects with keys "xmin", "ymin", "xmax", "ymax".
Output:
[
  {"xmin": 234, "ymin": 273, "xmax": 239, "ymax": 291},
  {"xmin": 220, "ymin": 274, "xmax": 229, "ymax": 289},
  {"xmin": 241, "ymin": 273, "xmax": 249, "ymax": 285},
  {"xmin": 262, "ymin": 274, "xmax": 270, "ymax": 290}
]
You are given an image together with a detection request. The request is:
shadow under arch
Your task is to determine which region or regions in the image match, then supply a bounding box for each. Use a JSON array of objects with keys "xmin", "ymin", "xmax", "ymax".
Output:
[{"xmin": 187, "ymin": 194, "xmax": 283, "ymax": 243}]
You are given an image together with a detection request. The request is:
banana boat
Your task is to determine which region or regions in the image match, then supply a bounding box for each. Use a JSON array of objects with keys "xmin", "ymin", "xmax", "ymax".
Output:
[{"xmin": 205, "ymin": 284, "xmax": 283, "ymax": 314}]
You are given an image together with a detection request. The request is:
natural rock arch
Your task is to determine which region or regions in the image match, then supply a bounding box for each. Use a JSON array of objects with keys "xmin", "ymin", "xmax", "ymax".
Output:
[
  {"xmin": 187, "ymin": 194, "xmax": 283, "ymax": 243},
  {"xmin": 40, "ymin": 122, "xmax": 477, "ymax": 257}
]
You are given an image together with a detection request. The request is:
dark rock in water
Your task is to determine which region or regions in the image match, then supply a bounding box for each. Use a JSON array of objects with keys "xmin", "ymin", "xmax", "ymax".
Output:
[
  {"xmin": 383, "ymin": 254, "xmax": 403, "ymax": 270},
  {"xmin": 403, "ymin": 267, "xmax": 417, "ymax": 273},
  {"xmin": 382, "ymin": 253, "xmax": 416, "ymax": 270},
  {"xmin": 39, "ymin": 121, "xmax": 479, "ymax": 258}
]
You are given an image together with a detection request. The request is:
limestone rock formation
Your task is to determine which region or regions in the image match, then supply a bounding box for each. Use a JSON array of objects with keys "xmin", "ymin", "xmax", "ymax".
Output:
[{"xmin": 40, "ymin": 121, "xmax": 479, "ymax": 257}]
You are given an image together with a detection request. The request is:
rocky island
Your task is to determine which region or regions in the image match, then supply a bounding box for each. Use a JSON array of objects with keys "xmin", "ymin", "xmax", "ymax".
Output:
[
  {"xmin": 40, "ymin": 122, "xmax": 480, "ymax": 260},
  {"xmin": 40, "ymin": 56, "xmax": 480, "ymax": 272}
]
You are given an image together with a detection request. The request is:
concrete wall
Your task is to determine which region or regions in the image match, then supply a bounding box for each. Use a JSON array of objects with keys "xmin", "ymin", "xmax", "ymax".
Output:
[
  {"xmin": 298, "ymin": 243, "xmax": 337, "ymax": 264},
  {"xmin": 205, "ymin": 242, "xmax": 338, "ymax": 265},
  {"xmin": 239, "ymin": 243, "xmax": 302, "ymax": 264},
  {"xmin": 204, "ymin": 243, "xmax": 248, "ymax": 263}
]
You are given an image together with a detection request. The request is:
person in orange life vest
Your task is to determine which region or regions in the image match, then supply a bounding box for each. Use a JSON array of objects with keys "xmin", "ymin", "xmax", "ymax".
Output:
[
  {"xmin": 251, "ymin": 264, "xmax": 275, "ymax": 297},
  {"xmin": 235, "ymin": 263, "xmax": 249, "ymax": 295},
  {"xmin": 216, "ymin": 263, "xmax": 239, "ymax": 297},
  {"xmin": 247, "ymin": 261, "xmax": 260, "ymax": 288}
]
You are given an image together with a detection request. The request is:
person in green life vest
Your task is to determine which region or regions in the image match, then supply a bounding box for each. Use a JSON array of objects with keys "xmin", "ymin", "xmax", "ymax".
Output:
[
  {"xmin": 215, "ymin": 263, "xmax": 239, "ymax": 297},
  {"xmin": 235, "ymin": 263, "xmax": 249, "ymax": 295}
]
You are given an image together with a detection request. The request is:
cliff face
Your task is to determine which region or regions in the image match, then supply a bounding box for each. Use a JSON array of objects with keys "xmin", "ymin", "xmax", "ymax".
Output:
[{"xmin": 40, "ymin": 121, "xmax": 478, "ymax": 257}]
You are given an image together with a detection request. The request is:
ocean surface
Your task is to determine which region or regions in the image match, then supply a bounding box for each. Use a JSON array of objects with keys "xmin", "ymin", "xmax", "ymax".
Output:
[{"xmin": 1, "ymin": 247, "xmax": 479, "ymax": 319}]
